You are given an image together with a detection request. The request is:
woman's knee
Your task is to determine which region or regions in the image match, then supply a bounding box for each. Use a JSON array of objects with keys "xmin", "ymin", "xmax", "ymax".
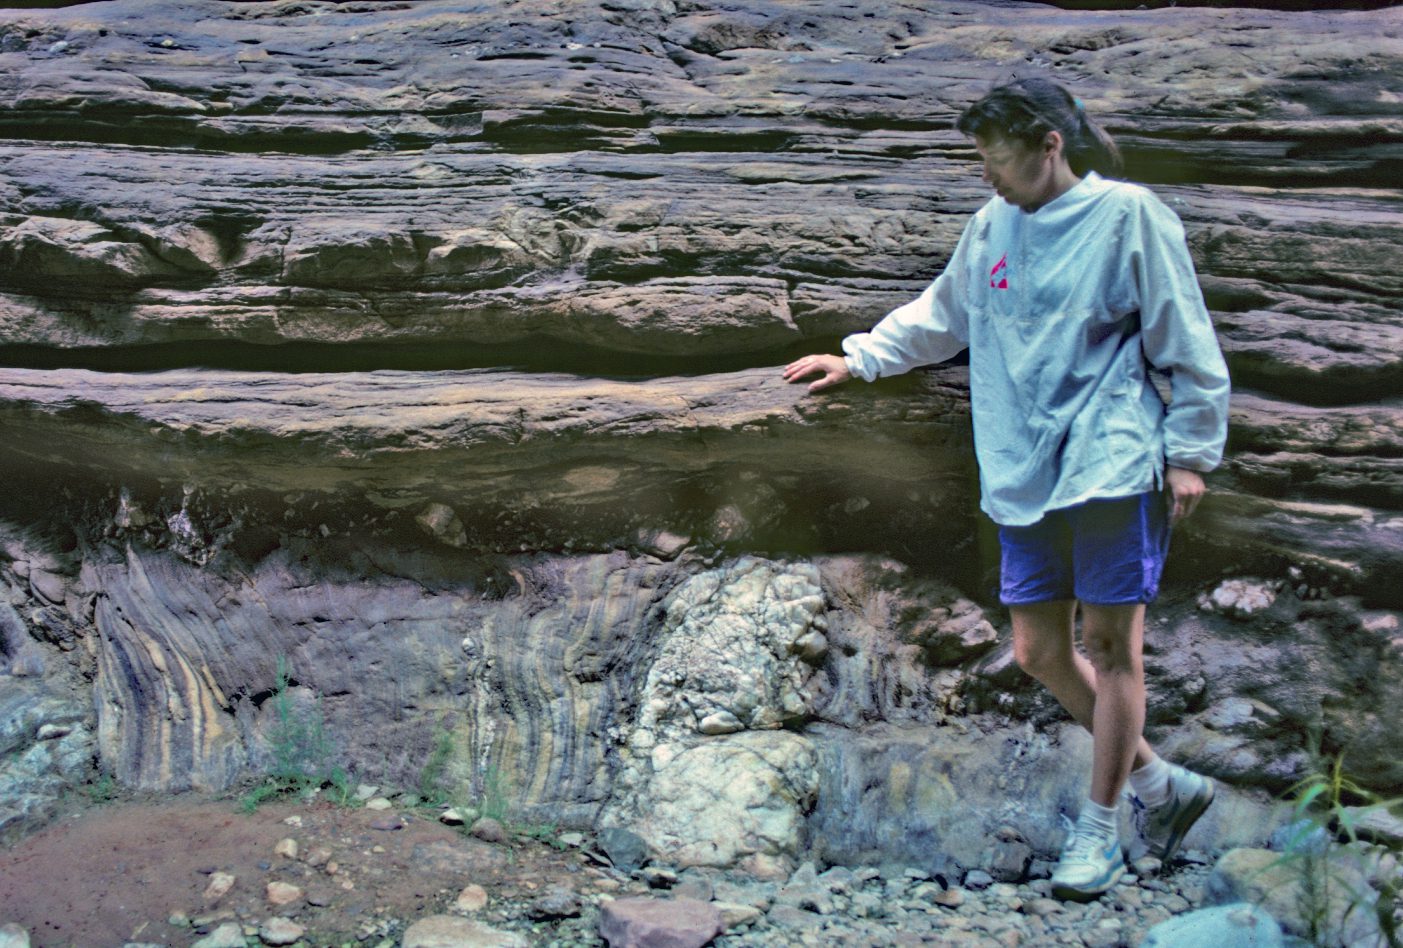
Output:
[
  {"xmin": 1081, "ymin": 633, "xmax": 1135, "ymax": 675},
  {"xmin": 1009, "ymin": 601, "xmax": 1077, "ymax": 680},
  {"xmin": 1013, "ymin": 634, "xmax": 1072, "ymax": 680},
  {"xmin": 1080, "ymin": 605, "xmax": 1145, "ymax": 675}
]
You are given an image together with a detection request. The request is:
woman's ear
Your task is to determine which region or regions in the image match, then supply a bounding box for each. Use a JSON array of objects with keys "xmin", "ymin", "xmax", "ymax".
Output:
[{"xmin": 1043, "ymin": 129, "xmax": 1064, "ymax": 159}]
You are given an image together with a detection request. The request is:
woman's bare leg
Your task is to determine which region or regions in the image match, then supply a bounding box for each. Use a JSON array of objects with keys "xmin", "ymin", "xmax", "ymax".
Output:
[
  {"xmin": 1011, "ymin": 600, "xmax": 1154, "ymax": 805},
  {"xmin": 1078, "ymin": 603, "xmax": 1147, "ymax": 807}
]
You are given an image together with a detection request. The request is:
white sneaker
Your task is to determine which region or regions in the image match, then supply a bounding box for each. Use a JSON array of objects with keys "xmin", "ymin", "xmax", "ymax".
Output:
[
  {"xmin": 1050, "ymin": 819, "xmax": 1125, "ymax": 902},
  {"xmin": 1129, "ymin": 763, "xmax": 1215, "ymax": 863}
]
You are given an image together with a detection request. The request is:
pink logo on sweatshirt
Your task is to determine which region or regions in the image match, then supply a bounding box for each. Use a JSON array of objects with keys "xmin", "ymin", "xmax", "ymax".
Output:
[{"xmin": 990, "ymin": 254, "xmax": 1009, "ymax": 290}]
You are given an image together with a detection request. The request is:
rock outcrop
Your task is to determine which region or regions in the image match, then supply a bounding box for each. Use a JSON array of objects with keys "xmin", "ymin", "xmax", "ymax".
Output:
[{"xmin": 0, "ymin": 0, "xmax": 1399, "ymax": 878}]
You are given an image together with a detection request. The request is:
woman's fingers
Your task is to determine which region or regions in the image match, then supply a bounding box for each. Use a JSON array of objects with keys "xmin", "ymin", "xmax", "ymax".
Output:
[
  {"xmin": 1164, "ymin": 466, "xmax": 1206, "ymax": 524},
  {"xmin": 784, "ymin": 354, "xmax": 851, "ymax": 391},
  {"xmin": 781, "ymin": 357, "xmax": 813, "ymax": 381}
]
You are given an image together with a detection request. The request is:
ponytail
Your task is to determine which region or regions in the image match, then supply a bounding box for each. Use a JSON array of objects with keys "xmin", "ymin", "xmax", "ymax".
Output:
[
  {"xmin": 1067, "ymin": 101, "xmax": 1123, "ymax": 179},
  {"xmin": 957, "ymin": 79, "xmax": 1123, "ymax": 178}
]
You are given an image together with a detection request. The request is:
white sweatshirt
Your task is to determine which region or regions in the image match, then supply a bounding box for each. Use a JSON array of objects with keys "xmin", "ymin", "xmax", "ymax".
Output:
[{"xmin": 842, "ymin": 172, "xmax": 1231, "ymax": 527}]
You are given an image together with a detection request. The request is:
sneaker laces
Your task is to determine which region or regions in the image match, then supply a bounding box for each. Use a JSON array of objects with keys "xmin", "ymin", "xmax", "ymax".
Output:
[
  {"xmin": 1126, "ymin": 792, "xmax": 1149, "ymax": 833},
  {"xmin": 1059, "ymin": 815, "xmax": 1105, "ymax": 863}
]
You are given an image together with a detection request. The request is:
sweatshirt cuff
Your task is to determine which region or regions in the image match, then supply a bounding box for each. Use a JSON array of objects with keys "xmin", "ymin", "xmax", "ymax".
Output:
[
  {"xmin": 1165, "ymin": 455, "xmax": 1217, "ymax": 474},
  {"xmin": 841, "ymin": 335, "xmax": 879, "ymax": 382}
]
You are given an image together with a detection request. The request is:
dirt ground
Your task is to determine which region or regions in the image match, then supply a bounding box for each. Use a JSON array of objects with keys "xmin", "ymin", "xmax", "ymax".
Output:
[{"xmin": 0, "ymin": 793, "xmax": 601, "ymax": 948}]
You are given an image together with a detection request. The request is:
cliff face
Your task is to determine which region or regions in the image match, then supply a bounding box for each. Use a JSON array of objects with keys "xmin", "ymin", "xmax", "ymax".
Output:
[{"xmin": 0, "ymin": 0, "xmax": 1399, "ymax": 872}]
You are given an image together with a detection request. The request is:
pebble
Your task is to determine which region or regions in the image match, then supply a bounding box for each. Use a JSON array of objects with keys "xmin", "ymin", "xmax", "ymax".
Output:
[
  {"xmin": 643, "ymin": 866, "xmax": 679, "ymax": 888},
  {"xmin": 934, "ymin": 886, "xmax": 967, "ymax": 908},
  {"xmin": 265, "ymin": 881, "xmax": 303, "ymax": 906},
  {"xmin": 469, "ymin": 816, "xmax": 509, "ymax": 844},
  {"xmin": 202, "ymin": 872, "xmax": 235, "ymax": 905},
  {"xmin": 402, "ymin": 915, "xmax": 528, "ymax": 948},
  {"xmin": 364, "ymin": 797, "xmax": 393, "ymax": 811},
  {"xmin": 190, "ymin": 923, "xmax": 244, "ymax": 948},
  {"xmin": 257, "ymin": 917, "xmax": 304, "ymax": 946},
  {"xmin": 526, "ymin": 884, "xmax": 583, "ymax": 921},
  {"xmin": 716, "ymin": 901, "xmax": 764, "ymax": 928},
  {"xmin": 454, "ymin": 883, "xmax": 489, "ymax": 912},
  {"xmin": 273, "ymin": 838, "xmax": 298, "ymax": 860},
  {"xmin": 965, "ymin": 870, "xmax": 995, "ymax": 889}
]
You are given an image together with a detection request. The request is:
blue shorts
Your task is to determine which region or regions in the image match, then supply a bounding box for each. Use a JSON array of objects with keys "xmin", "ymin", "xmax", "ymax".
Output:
[{"xmin": 998, "ymin": 491, "xmax": 1171, "ymax": 606}]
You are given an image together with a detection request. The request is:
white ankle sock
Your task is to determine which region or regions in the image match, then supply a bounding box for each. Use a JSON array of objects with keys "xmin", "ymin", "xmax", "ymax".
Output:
[
  {"xmin": 1128, "ymin": 756, "xmax": 1172, "ymax": 807},
  {"xmin": 1078, "ymin": 798, "xmax": 1119, "ymax": 841}
]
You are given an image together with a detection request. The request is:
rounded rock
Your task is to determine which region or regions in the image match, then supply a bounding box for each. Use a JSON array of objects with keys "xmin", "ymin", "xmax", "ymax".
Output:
[
  {"xmin": 599, "ymin": 897, "xmax": 723, "ymax": 948},
  {"xmin": 401, "ymin": 915, "xmax": 528, "ymax": 948},
  {"xmin": 468, "ymin": 816, "xmax": 509, "ymax": 844},
  {"xmin": 258, "ymin": 917, "xmax": 305, "ymax": 946},
  {"xmin": 265, "ymin": 881, "xmax": 304, "ymax": 906}
]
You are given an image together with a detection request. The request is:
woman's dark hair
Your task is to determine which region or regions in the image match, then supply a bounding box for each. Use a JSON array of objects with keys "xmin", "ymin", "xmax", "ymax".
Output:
[{"xmin": 956, "ymin": 78, "xmax": 1123, "ymax": 179}]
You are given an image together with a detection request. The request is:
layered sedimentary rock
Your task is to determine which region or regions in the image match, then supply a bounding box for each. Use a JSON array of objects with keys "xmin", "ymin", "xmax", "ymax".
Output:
[{"xmin": 0, "ymin": 0, "xmax": 1399, "ymax": 872}]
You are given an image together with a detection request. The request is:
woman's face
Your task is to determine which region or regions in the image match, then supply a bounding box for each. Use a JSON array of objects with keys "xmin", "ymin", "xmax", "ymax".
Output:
[{"xmin": 974, "ymin": 132, "xmax": 1066, "ymax": 212}]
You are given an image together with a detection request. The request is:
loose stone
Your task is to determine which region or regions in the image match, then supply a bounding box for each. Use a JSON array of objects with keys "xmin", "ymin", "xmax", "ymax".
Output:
[
  {"xmin": 469, "ymin": 816, "xmax": 509, "ymax": 844},
  {"xmin": 258, "ymin": 917, "xmax": 305, "ymax": 946},
  {"xmin": 715, "ymin": 902, "xmax": 763, "ymax": 928},
  {"xmin": 599, "ymin": 897, "xmax": 723, "ymax": 948},
  {"xmin": 190, "ymin": 923, "xmax": 245, "ymax": 948},
  {"xmin": 527, "ymin": 884, "xmax": 583, "ymax": 921},
  {"xmin": 401, "ymin": 915, "xmax": 528, "ymax": 948},
  {"xmin": 202, "ymin": 872, "xmax": 236, "ymax": 905},
  {"xmin": 935, "ymin": 887, "xmax": 967, "ymax": 909},
  {"xmin": 965, "ymin": 870, "xmax": 995, "ymax": 890},
  {"xmin": 454, "ymin": 883, "xmax": 489, "ymax": 913},
  {"xmin": 265, "ymin": 881, "xmax": 303, "ymax": 906}
]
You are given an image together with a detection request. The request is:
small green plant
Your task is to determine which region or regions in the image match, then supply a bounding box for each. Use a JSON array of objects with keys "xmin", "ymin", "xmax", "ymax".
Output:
[
  {"xmin": 1271, "ymin": 752, "xmax": 1402, "ymax": 948},
  {"xmin": 418, "ymin": 727, "xmax": 455, "ymax": 807},
  {"xmin": 84, "ymin": 773, "xmax": 118, "ymax": 805},
  {"xmin": 477, "ymin": 762, "xmax": 510, "ymax": 824},
  {"xmin": 516, "ymin": 821, "xmax": 564, "ymax": 849},
  {"xmin": 240, "ymin": 657, "xmax": 348, "ymax": 813}
]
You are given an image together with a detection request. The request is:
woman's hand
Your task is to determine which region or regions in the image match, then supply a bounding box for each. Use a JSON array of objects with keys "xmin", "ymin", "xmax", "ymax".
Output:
[
  {"xmin": 783, "ymin": 354, "xmax": 852, "ymax": 393},
  {"xmin": 1165, "ymin": 465, "xmax": 1207, "ymax": 524}
]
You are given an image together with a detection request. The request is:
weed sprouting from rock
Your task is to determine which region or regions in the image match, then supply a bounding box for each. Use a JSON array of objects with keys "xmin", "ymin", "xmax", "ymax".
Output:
[
  {"xmin": 1268, "ymin": 750, "xmax": 1402, "ymax": 948},
  {"xmin": 240, "ymin": 656, "xmax": 349, "ymax": 813}
]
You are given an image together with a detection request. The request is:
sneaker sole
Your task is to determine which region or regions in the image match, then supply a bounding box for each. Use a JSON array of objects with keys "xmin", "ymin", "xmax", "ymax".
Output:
[
  {"xmin": 1051, "ymin": 863, "xmax": 1125, "ymax": 903},
  {"xmin": 1154, "ymin": 779, "xmax": 1215, "ymax": 863}
]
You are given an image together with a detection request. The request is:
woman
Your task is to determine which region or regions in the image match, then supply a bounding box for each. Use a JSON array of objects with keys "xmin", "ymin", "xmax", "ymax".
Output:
[{"xmin": 783, "ymin": 78, "xmax": 1230, "ymax": 902}]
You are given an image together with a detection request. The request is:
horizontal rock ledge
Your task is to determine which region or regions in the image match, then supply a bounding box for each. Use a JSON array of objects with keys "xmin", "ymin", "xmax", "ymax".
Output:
[
  {"xmin": 0, "ymin": 365, "xmax": 1397, "ymax": 598},
  {"xmin": 0, "ymin": 146, "xmax": 1397, "ymax": 385}
]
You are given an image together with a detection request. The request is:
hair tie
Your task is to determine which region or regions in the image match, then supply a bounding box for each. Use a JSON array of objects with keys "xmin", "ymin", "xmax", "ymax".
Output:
[{"xmin": 1073, "ymin": 97, "xmax": 1085, "ymax": 112}]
